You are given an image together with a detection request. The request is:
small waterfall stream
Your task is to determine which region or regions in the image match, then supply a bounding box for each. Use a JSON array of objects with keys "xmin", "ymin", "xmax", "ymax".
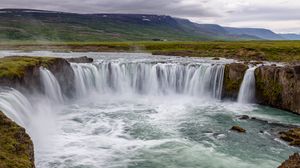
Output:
[
  {"xmin": 39, "ymin": 67, "xmax": 64, "ymax": 103},
  {"xmin": 238, "ymin": 66, "xmax": 257, "ymax": 103}
]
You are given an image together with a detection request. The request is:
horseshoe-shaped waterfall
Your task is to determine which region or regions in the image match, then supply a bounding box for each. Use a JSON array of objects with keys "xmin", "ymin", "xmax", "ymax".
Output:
[{"xmin": 0, "ymin": 53, "xmax": 299, "ymax": 168}]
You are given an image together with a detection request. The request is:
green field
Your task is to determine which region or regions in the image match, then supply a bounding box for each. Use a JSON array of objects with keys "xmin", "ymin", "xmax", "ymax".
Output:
[{"xmin": 1, "ymin": 41, "xmax": 300, "ymax": 62}]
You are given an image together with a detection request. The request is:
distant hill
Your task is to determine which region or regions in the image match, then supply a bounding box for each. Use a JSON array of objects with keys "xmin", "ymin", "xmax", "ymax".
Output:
[
  {"xmin": 0, "ymin": 9, "xmax": 297, "ymax": 42},
  {"xmin": 280, "ymin": 34, "xmax": 300, "ymax": 40},
  {"xmin": 224, "ymin": 27, "xmax": 284, "ymax": 40}
]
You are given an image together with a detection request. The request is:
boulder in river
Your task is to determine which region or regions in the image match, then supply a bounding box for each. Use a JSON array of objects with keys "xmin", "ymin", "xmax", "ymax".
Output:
[
  {"xmin": 230, "ymin": 125, "xmax": 246, "ymax": 133},
  {"xmin": 66, "ymin": 56, "xmax": 93, "ymax": 63},
  {"xmin": 279, "ymin": 128, "xmax": 300, "ymax": 147},
  {"xmin": 237, "ymin": 115, "xmax": 250, "ymax": 120}
]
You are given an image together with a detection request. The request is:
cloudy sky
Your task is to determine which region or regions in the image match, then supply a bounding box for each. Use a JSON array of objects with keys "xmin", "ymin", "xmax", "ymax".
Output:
[{"xmin": 1, "ymin": 0, "xmax": 299, "ymax": 33}]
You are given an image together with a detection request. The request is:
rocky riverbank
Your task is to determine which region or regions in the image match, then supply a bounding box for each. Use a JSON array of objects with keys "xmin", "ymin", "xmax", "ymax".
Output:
[
  {"xmin": 0, "ymin": 111, "xmax": 35, "ymax": 168},
  {"xmin": 278, "ymin": 153, "xmax": 300, "ymax": 168}
]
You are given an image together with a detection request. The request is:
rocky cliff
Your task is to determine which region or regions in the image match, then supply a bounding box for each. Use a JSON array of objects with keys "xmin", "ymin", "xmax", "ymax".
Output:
[
  {"xmin": 0, "ymin": 111, "xmax": 35, "ymax": 168},
  {"xmin": 222, "ymin": 63, "xmax": 248, "ymax": 99},
  {"xmin": 0, "ymin": 56, "xmax": 75, "ymax": 97},
  {"xmin": 278, "ymin": 153, "xmax": 300, "ymax": 168},
  {"xmin": 221, "ymin": 63, "xmax": 300, "ymax": 114},
  {"xmin": 255, "ymin": 65, "xmax": 300, "ymax": 114}
]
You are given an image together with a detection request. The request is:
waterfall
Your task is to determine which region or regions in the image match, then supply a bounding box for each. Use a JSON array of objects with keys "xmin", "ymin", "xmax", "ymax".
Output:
[
  {"xmin": 0, "ymin": 88, "xmax": 34, "ymax": 127},
  {"xmin": 71, "ymin": 62, "xmax": 225, "ymax": 99},
  {"xmin": 39, "ymin": 67, "xmax": 64, "ymax": 103},
  {"xmin": 238, "ymin": 66, "xmax": 257, "ymax": 103}
]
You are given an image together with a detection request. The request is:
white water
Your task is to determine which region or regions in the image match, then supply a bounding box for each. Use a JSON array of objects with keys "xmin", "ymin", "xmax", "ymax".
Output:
[
  {"xmin": 0, "ymin": 88, "xmax": 33, "ymax": 127},
  {"xmin": 238, "ymin": 67, "xmax": 257, "ymax": 104},
  {"xmin": 0, "ymin": 53, "xmax": 298, "ymax": 168},
  {"xmin": 71, "ymin": 62, "xmax": 225, "ymax": 99},
  {"xmin": 40, "ymin": 67, "xmax": 64, "ymax": 103}
]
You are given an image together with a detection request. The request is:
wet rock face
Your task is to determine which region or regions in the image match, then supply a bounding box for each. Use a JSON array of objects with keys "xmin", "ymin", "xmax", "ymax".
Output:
[
  {"xmin": 46, "ymin": 58, "xmax": 75, "ymax": 98},
  {"xmin": 255, "ymin": 65, "xmax": 300, "ymax": 114},
  {"xmin": 66, "ymin": 56, "xmax": 93, "ymax": 63},
  {"xmin": 222, "ymin": 63, "xmax": 248, "ymax": 99},
  {"xmin": 0, "ymin": 111, "xmax": 35, "ymax": 168},
  {"xmin": 278, "ymin": 153, "xmax": 300, "ymax": 168}
]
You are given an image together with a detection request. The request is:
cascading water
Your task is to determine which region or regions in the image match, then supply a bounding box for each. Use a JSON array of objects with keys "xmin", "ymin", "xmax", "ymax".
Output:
[
  {"xmin": 39, "ymin": 67, "xmax": 64, "ymax": 103},
  {"xmin": 238, "ymin": 66, "xmax": 257, "ymax": 103},
  {"xmin": 71, "ymin": 62, "xmax": 225, "ymax": 99},
  {"xmin": 0, "ymin": 52, "xmax": 297, "ymax": 168},
  {"xmin": 0, "ymin": 88, "xmax": 33, "ymax": 127}
]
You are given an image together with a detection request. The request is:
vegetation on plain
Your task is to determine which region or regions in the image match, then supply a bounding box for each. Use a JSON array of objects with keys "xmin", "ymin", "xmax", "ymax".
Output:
[{"xmin": 1, "ymin": 41, "xmax": 300, "ymax": 62}]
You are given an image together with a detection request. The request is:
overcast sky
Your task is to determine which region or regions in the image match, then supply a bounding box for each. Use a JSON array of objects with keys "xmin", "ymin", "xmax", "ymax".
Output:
[{"xmin": 1, "ymin": 0, "xmax": 299, "ymax": 33}]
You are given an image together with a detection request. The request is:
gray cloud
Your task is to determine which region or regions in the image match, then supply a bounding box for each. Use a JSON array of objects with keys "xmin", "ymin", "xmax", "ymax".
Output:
[
  {"xmin": 0, "ymin": 0, "xmax": 216, "ymax": 17},
  {"xmin": 0, "ymin": 0, "xmax": 299, "ymax": 33}
]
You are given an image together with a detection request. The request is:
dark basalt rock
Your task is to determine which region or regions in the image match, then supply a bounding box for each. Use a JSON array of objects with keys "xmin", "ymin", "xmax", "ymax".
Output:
[
  {"xmin": 278, "ymin": 153, "xmax": 300, "ymax": 168},
  {"xmin": 279, "ymin": 128, "xmax": 300, "ymax": 147},
  {"xmin": 66, "ymin": 56, "xmax": 93, "ymax": 63},
  {"xmin": 230, "ymin": 125, "xmax": 246, "ymax": 133},
  {"xmin": 255, "ymin": 65, "xmax": 300, "ymax": 114},
  {"xmin": 237, "ymin": 115, "xmax": 250, "ymax": 120},
  {"xmin": 222, "ymin": 63, "xmax": 248, "ymax": 99}
]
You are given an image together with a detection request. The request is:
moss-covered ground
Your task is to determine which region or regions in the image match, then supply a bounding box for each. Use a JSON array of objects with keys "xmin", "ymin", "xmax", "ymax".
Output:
[
  {"xmin": 0, "ymin": 56, "xmax": 57, "ymax": 79},
  {"xmin": 0, "ymin": 111, "xmax": 34, "ymax": 168}
]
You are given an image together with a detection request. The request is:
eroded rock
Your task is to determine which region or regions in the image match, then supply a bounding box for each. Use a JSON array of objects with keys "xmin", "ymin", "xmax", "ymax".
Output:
[
  {"xmin": 222, "ymin": 63, "xmax": 248, "ymax": 99},
  {"xmin": 279, "ymin": 128, "xmax": 300, "ymax": 147},
  {"xmin": 255, "ymin": 65, "xmax": 300, "ymax": 114}
]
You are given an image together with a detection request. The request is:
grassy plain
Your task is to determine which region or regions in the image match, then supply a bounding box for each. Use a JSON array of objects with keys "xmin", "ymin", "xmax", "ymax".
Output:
[
  {"xmin": 0, "ymin": 56, "xmax": 56, "ymax": 79},
  {"xmin": 0, "ymin": 41, "xmax": 300, "ymax": 62}
]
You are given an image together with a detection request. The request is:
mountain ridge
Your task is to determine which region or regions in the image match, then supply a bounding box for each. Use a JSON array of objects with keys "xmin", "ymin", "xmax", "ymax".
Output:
[{"xmin": 0, "ymin": 8, "xmax": 299, "ymax": 41}]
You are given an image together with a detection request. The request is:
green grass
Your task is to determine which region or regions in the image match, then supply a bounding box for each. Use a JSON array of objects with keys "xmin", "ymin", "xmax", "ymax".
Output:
[
  {"xmin": 0, "ymin": 56, "xmax": 57, "ymax": 79},
  {"xmin": 1, "ymin": 41, "xmax": 300, "ymax": 62}
]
